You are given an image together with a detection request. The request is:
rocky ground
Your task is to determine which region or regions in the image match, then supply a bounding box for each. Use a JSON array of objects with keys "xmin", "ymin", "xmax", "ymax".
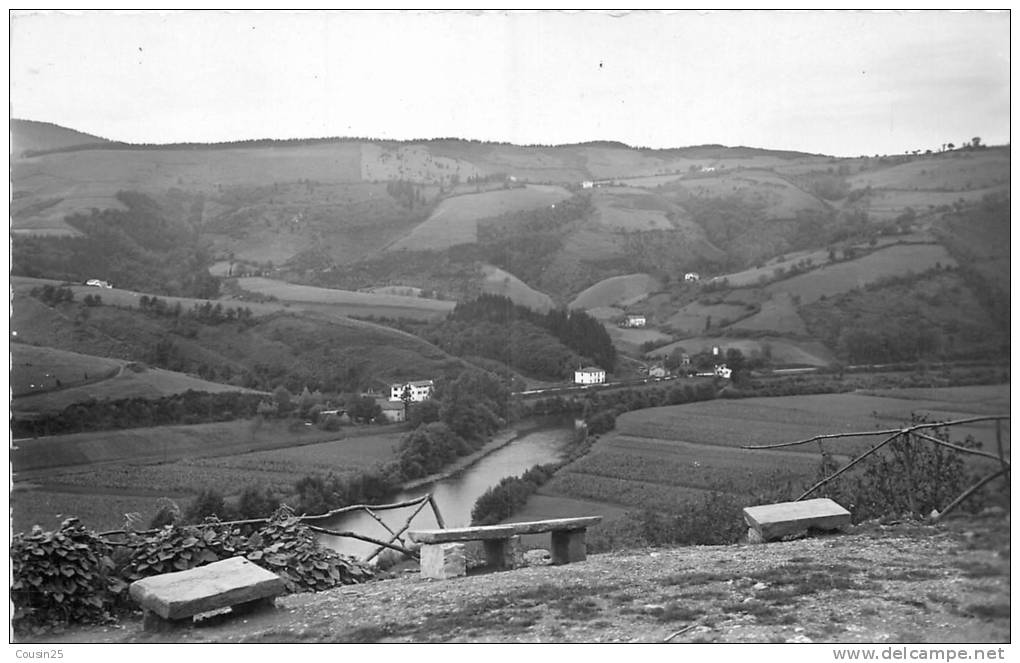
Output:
[{"xmin": 20, "ymin": 512, "xmax": 1010, "ymax": 644}]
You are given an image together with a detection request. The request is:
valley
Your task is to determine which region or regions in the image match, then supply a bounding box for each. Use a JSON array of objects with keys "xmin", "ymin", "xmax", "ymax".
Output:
[{"xmin": 8, "ymin": 120, "xmax": 1010, "ymax": 543}]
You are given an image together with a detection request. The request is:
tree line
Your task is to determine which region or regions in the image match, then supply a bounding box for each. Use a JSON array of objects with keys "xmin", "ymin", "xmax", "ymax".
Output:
[{"xmin": 431, "ymin": 294, "xmax": 616, "ymax": 377}]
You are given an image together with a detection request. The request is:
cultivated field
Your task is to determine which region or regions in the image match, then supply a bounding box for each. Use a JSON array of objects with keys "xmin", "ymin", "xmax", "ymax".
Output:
[
  {"xmin": 12, "ymin": 422, "xmax": 406, "ymax": 532},
  {"xmin": 386, "ymin": 185, "xmax": 571, "ymax": 251},
  {"xmin": 569, "ymin": 273, "xmax": 661, "ymax": 310},
  {"xmin": 533, "ymin": 385, "xmax": 1010, "ymax": 530},
  {"xmin": 764, "ymin": 243, "xmax": 956, "ymax": 304}
]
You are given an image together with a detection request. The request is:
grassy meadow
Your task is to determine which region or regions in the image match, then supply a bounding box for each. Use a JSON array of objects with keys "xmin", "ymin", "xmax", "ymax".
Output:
[
  {"xmin": 236, "ymin": 277, "xmax": 455, "ymax": 312},
  {"xmin": 530, "ymin": 385, "xmax": 1009, "ymax": 530},
  {"xmin": 479, "ymin": 264, "xmax": 556, "ymax": 313},
  {"xmin": 764, "ymin": 243, "xmax": 956, "ymax": 304},
  {"xmin": 11, "ymin": 343, "xmax": 122, "ymax": 396},
  {"xmin": 569, "ymin": 273, "xmax": 661, "ymax": 310},
  {"xmin": 387, "ymin": 185, "xmax": 571, "ymax": 251}
]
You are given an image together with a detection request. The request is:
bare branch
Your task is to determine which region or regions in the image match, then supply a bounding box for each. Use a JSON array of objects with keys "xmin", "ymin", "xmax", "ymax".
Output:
[
  {"xmin": 796, "ymin": 430, "xmax": 904, "ymax": 501},
  {"xmin": 913, "ymin": 431, "xmax": 1010, "ymax": 466},
  {"xmin": 933, "ymin": 469, "xmax": 1009, "ymax": 522},
  {"xmin": 743, "ymin": 415, "xmax": 1008, "ymax": 450}
]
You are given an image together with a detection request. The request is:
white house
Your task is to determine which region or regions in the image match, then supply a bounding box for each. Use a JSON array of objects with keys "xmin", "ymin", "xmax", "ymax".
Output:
[
  {"xmin": 714, "ymin": 365, "xmax": 732, "ymax": 379},
  {"xmin": 581, "ymin": 180, "xmax": 595, "ymax": 189},
  {"xmin": 85, "ymin": 279, "xmax": 113, "ymax": 289},
  {"xmin": 684, "ymin": 272, "xmax": 700, "ymax": 282},
  {"xmin": 574, "ymin": 366, "xmax": 606, "ymax": 385},
  {"xmin": 623, "ymin": 314, "xmax": 647, "ymax": 328},
  {"xmin": 647, "ymin": 364, "xmax": 667, "ymax": 378},
  {"xmin": 390, "ymin": 379, "xmax": 434, "ymax": 402}
]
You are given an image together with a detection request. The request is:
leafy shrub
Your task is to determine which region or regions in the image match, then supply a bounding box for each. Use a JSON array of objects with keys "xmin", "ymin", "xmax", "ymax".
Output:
[
  {"xmin": 245, "ymin": 508, "xmax": 374, "ymax": 592},
  {"xmin": 11, "ymin": 510, "xmax": 376, "ymax": 631},
  {"xmin": 185, "ymin": 488, "xmax": 234, "ymax": 523},
  {"xmin": 120, "ymin": 518, "xmax": 242, "ymax": 582},
  {"xmin": 11, "ymin": 518, "xmax": 125, "ymax": 631},
  {"xmin": 813, "ymin": 416, "xmax": 995, "ymax": 522}
]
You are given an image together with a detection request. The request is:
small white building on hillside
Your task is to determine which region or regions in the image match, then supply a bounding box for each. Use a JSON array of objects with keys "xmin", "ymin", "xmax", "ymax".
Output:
[
  {"xmin": 684, "ymin": 272, "xmax": 700, "ymax": 282},
  {"xmin": 390, "ymin": 379, "xmax": 434, "ymax": 402},
  {"xmin": 85, "ymin": 279, "xmax": 113, "ymax": 288},
  {"xmin": 647, "ymin": 364, "xmax": 667, "ymax": 378},
  {"xmin": 574, "ymin": 366, "xmax": 606, "ymax": 385},
  {"xmin": 623, "ymin": 314, "xmax": 647, "ymax": 328}
]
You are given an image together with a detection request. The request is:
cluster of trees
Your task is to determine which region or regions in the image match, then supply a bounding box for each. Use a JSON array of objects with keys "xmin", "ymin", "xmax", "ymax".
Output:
[
  {"xmin": 30, "ymin": 284, "xmax": 75, "ymax": 305},
  {"xmin": 429, "ymin": 295, "xmax": 616, "ymax": 379},
  {"xmin": 13, "ymin": 391, "xmax": 266, "ymax": 438},
  {"xmin": 471, "ymin": 464, "xmax": 557, "ymax": 525},
  {"xmin": 394, "ymin": 369, "xmax": 510, "ymax": 481},
  {"xmin": 13, "ymin": 192, "xmax": 221, "ymax": 299},
  {"xmin": 385, "ymin": 180, "xmax": 426, "ymax": 209},
  {"xmin": 138, "ymin": 295, "xmax": 256, "ymax": 325}
]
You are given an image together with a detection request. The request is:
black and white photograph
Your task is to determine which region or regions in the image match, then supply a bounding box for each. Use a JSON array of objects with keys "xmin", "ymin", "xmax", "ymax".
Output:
[{"xmin": 8, "ymin": 9, "xmax": 1011, "ymax": 652}]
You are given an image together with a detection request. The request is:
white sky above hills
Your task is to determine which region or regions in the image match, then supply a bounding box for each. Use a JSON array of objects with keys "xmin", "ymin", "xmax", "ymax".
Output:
[{"xmin": 10, "ymin": 10, "xmax": 1010, "ymax": 157}]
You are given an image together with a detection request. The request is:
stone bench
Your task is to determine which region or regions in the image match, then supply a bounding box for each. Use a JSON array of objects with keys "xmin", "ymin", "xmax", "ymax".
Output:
[
  {"xmin": 129, "ymin": 556, "xmax": 286, "ymax": 631},
  {"xmin": 743, "ymin": 498, "xmax": 851, "ymax": 543},
  {"xmin": 409, "ymin": 516, "xmax": 602, "ymax": 580}
]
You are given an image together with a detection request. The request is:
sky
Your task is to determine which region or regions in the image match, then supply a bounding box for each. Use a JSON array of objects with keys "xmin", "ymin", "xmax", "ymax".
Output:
[{"xmin": 9, "ymin": 10, "xmax": 1011, "ymax": 157}]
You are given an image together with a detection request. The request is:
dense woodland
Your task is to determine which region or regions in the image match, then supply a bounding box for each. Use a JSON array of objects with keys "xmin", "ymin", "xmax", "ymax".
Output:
[
  {"xmin": 12, "ymin": 191, "xmax": 220, "ymax": 298},
  {"xmin": 425, "ymin": 294, "xmax": 616, "ymax": 379}
]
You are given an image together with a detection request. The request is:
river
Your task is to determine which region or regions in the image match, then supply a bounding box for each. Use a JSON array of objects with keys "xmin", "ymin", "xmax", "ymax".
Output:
[{"xmin": 317, "ymin": 421, "xmax": 576, "ymax": 558}]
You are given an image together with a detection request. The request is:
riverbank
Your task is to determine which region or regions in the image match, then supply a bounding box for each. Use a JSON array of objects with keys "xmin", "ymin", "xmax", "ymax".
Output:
[{"xmin": 402, "ymin": 421, "xmax": 563, "ymax": 492}]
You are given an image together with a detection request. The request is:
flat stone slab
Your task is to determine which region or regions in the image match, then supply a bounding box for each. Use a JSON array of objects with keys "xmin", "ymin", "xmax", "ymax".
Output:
[
  {"xmin": 129, "ymin": 556, "xmax": 285, "ymax": 620},
  {"xmin": 409, "ymin": 516, "xmax": 602, "ymax": 544},
  {"xmin": 743, "ymin": 498, "xmax": 851, "ymax": 542}
]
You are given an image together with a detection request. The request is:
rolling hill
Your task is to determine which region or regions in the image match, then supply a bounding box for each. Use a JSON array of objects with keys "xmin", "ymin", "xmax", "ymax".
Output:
[
  {"xmin": 9, "ymin": 121, "xmax": 1011, "ymax": 375},
  {"xmin": 11, "ymin": 119, "xmax": 110, "ymax": 156}
]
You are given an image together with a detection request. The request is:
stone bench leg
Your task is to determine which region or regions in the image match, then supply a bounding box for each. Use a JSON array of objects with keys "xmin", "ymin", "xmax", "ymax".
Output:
[
  {"xmin": 483, "ymin": 535, "xmax": 521, "ymax": 570},
  {"xmin": 551, "ymin": 529, "xmax": 587, "ymax": 565},
  {"xmin": 419, "ymin": 542, "xmax": 466, "ymax": 580},
  {"xmin": 231, "ymin": 596, "xmax": 277, "ymax": 616},
  {"xmin": 142, "ymin": 610, "xmax": 191, "ymax": 633}
]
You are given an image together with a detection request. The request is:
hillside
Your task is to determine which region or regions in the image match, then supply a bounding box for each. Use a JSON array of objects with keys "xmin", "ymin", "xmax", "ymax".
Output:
[
  {"xmin": 21, "ymin": 514, "xmax": 1010, "ymax": 643},
  {"xmin": 11, "ymin": 343, "xmax": 264, "ymax": 416},
  {"xmin": 9, "ymin": 122, "xmax": 1010, "ymax": 374},
  {"xmin": 11, "ymin": 119, "xmax": 110, "ymax": 157},
  {"xmin": 10, "ymin": 280, "xmax": 466, "ymax": 394}
]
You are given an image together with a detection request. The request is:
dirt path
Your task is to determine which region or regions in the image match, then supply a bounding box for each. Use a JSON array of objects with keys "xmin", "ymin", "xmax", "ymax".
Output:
[{"xmin": 20, "ymin": 513, "xmax": 1009, "ymax": 644}]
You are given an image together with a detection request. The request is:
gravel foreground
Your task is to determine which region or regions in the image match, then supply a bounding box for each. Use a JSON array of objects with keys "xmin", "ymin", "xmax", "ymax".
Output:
[{"xmin": 20, "ymin": 513, "xmax": 1010, "ymax": 644}]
